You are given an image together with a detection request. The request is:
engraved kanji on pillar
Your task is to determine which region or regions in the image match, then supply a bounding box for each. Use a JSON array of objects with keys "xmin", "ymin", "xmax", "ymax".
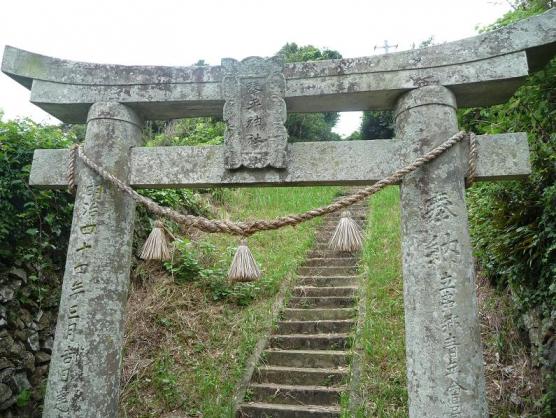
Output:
[{"xmin": 221, "ymin": 56, "xmax": 288, "ymax": 169}]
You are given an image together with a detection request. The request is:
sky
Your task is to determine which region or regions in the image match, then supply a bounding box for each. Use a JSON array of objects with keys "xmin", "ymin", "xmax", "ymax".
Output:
[{"xmin": 0, "ymin": 0, "xmax": 512, "ymax": 136}]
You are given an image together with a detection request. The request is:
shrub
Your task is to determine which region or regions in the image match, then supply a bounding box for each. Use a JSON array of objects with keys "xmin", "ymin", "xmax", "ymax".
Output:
[
  {"xmin": 0, "ymin": 118, "xmax": 74, "ymax": 275},
  {"xmin": 459, "ymin": 4, "xmax": 555, "ymax": 413},
  {"xmin": 459, "ymin": 26, "xmax": 555, "ymax": 326}
]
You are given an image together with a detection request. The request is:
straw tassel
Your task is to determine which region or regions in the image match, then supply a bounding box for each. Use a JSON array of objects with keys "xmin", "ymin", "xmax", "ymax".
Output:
[
  {"xmin": 329, "ymin": 211, "xmax": 363, "ymax": 252},
  {"xmin": 140, "ymin": 220, "xmax": 171, "ymax": 261},
  {"xmin": 228, "ymin": 239, "xmax": 261, "ymax": 282}
]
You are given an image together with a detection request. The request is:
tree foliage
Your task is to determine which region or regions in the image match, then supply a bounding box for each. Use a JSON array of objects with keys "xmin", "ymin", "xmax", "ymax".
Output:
[
  {"xmin": 277, "ymin": 43, "xmax": 342, "ymax": 62},
  {"xmin": 0, "ymin": 118, "xmax": 74, "ymax": 272},
  {"xmin": 360, "ymin": 111, "xmax": 394, "ymax": 140},
  {"xmin": 277, "ymin": 43, "xmax": 342, "ymax": 141},
  {"xmin": 461, "ymin": 56, "xmax": 555, "ymax": 320},
  {"xmin": 459, "ymin": 2, "xmax": 555, "ymax": 413}
]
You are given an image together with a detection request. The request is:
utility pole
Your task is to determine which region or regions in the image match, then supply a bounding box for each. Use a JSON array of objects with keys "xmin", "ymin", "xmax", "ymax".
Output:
[{"xmin": 374, "ymin": 40, "xmax": 398, "ymax": 54}]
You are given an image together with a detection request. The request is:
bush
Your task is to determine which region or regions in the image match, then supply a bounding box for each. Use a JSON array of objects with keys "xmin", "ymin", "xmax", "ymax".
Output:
[
  {"xmin": 0, "ymin": 118, "xmax": 75, "ymax": 276},
  {"xmin": 459, "ymin": 4, "xmax": 555, "ymax": 413},
  {"xmin": 459, "ymin": 25, "xmax": 555, "ymax": 325},
  {"xmin": 163, "ymin": 239, "xmax": 262, "ymax": 306}
]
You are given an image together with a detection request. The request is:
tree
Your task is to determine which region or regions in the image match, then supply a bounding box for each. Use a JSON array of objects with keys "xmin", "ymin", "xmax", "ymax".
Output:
[
  {"xmin": 459, "ymin": 2, "xmax": 555, "ymax": 414},
  {"xmin": 359, "ymin": 111, "xmax": 394, "ymax": 140},
  {"xmin": 277, "ymin": 43, "xmax": 342, "ymax": 141}
]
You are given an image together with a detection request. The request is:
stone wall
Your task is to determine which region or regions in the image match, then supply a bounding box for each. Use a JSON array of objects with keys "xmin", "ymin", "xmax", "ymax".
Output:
[{"xmin": 0, "ymin": 266, "xmax": 60, "ymax": 417}]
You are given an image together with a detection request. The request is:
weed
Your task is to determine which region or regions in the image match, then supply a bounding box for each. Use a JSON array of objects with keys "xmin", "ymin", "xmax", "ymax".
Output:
[
  {"xmin": 243, "ymin": 388, "xmax": 254, "ymax": 402},
  {"xmin": 153, "ymin": 353, "xmax": 183, "ymax": 408},
  {"xmin": 120, "ymin": 186, "xmax": 340, "ymax": 416},
  {"xmin": 346, "ymin": 187, "xmax": 407, "ymax": 417},
  {"xmin": 16, "ymin": 389, "xmax": 31, "ymax": 407}
]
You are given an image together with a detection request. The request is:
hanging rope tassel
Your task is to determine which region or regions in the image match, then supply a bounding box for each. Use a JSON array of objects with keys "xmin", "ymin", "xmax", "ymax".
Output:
[
  {"xmin": 228, "ymin": 239, "xmax": 261, "ymax": 282},
  {"xmin": 329, "ymin": 210, "xmax": 364, "ymax": 252},
  {"xmin": 140, "ymin": 220, "xmax": 171, "ymax": 261}
]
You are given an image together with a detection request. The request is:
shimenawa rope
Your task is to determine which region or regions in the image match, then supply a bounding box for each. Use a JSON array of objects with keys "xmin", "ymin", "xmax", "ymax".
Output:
[
  {"xmin": 67, "ymin": 131, "xmax": 477, "ymax": 237},
  {"xmin": 465, "ymin": 132, "xmax": 478, "ymax": 188}
]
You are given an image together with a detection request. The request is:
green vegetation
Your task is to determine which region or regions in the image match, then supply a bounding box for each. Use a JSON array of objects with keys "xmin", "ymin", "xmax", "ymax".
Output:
[
  {"xmin": 359, "ymin": 111, "xmax": 394, "ymax": 140},
  {"xmin": 348, "ymin": 187, "xmax": 407, "ymax": 417},
  {"xmin": 459, "ymin": 3, "xmax": 555, "ymax": 413},
  {"xmin": 346, "ymin": 186, "xmax": 548, "ymax": 417},
  {"xmin": 479, "ymin": 274, "xmax": 545, "ymax": 416},
  {"xmin": 15, "ymin": 388, "xmax": 32, "ymax": 407},
  {"xmin": 0, "ymin": 117, "xmax": 74, "ymax": 299},
  {"xmin": 460, "ymin": 1, "xmax": 555, "ymax": 321},
  {"xmin": 2, "ymin": 16, "xmax": 555, "ymax": 415},
  {"xmin": 120, "ymin": 186, "xmax": 340, "ymax": 417},
  {"xmin": 277, "ymin": 43, "xmax": 342, "ymax": 141},
  {"xmin": 147, "ymin": 117, "xmax": 226, "ymax": 147}
]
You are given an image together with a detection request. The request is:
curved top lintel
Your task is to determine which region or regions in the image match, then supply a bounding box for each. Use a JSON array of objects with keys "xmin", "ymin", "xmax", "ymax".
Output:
[{"xmin": 2, "ymin": 8, "xmax": 555, "ymax": 89}]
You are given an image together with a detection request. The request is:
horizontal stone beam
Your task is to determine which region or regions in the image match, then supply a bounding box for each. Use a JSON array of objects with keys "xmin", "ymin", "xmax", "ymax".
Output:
[
  {"xmin": 3, "ymin": 8, "xmax": 555, "ymax": 123},
  {"xmin": 26, "ymin": 52, "xmax": 528, "ymax": 122},
  {"xmin": 29, "ymin": 133, "xmax": 530, "ymax": 189}
]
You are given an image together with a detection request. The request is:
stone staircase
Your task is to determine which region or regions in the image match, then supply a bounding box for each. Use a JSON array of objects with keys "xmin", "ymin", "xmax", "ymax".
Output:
[{"xmin": 236, "ymin": 202, "xmax": 367, "ymax": 418}]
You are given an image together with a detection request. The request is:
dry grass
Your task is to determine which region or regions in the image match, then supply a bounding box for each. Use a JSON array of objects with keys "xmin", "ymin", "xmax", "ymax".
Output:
[
  {"xmin": 119, "ymin": 186, "xmax": 340, "ymax": 417},
  {"xmin": 120, "ymin": 185, "xmax": 545, "ymax": 417},
  {"xmin": 121, "ymin": 271, "xmax": 248, "ymax": 417},
  {"xmin": 477, "ymin": 273, "xmax": 544, "ymax": 416},
  {"xmin": 347, "ymin": 186, "xmax": 545, "ymax": 417}
]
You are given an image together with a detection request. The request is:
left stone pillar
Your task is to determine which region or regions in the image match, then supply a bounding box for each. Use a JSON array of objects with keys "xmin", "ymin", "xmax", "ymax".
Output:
[{"xmin": 43, "ymin": 102, "xmax": 143, "ymax": 418}]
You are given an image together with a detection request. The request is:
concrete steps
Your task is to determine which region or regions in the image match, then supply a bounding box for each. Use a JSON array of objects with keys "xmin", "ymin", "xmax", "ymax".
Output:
[
  {"xmin": 276, "ymin": 319, "xmax": 355, "ymax": 334},
  {"xmin": 298, "ymin": 266, "xmax": 358, "ymax": 276},
  {"xmin": 281, "ymin": 308, "xmax": 356, "ymax": 321},
  {"xmin": 269, "ymin": 333, "xmax": 351, "ymax": 350},
  {"xmin": 292, "ymin": 286, "xmax": 357, "ymax": 297},
  {"xmin": 303, "ymin": 257, "xmax": 357, "ymax": 267},
  {"xmin": 297, "ymin": 276, "xmax": 358, "ymax": 287},
  {"xmin": 288, "ymin": 296, "xmax": 357, "ymax": 308},
  {"xmin": 306, "ymin": 250, "xmax": 356, "ymax": 259},
  {"xmin": 262, "ymin": 349, "xmax": 350, "ymax": 368},
  {"xmin": 253, "ymin": 366, "xmax": 348, "ymax": 386},
  {"xmin": 248, "ymin": 383, "xmax": 344, "ymax": 405},
  {"xmin": 238, "ymin": 402, "xmax": 341, "ymax": 418},
  {"xmin": 237, "ymin": 197, "xmax": 367, "ymax": 417}
]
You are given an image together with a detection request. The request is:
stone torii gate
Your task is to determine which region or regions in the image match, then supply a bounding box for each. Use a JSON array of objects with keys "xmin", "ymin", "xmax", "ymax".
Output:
[{"xmin": 3, "ymin": 8, "xmax": 555, "ymax": 418}]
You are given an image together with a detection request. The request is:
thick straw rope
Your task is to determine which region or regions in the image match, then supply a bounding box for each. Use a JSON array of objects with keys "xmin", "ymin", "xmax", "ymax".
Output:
[
  {"xmin": 465, "ymin": 132, "xmax": 478, "ymax": 188},
  {"xmin": 67, "ymin": 144, "xmax": 78, "ymax": 194},
  {"xmin": 67, "ymin": 131, "xmax": 476, "ymax": 236}
]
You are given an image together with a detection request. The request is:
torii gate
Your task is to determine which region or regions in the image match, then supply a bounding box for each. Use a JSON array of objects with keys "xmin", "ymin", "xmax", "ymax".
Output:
[{"xmin": 3, "ymin": 8, "xmax": 555, "ymax": 418}]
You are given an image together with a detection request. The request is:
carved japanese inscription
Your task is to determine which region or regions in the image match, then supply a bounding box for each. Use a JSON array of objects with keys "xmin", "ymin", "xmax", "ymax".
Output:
[
  {"xmin": 54, "ymin": 180, "xmax": 102, "ymax": 414},
  {"xmin": 221, "ymin": 56, "xmax": 288, "ymax": 169},
  {"xmin": 421, "ymin": 192, "xmax": 464, "ymax": 417}
]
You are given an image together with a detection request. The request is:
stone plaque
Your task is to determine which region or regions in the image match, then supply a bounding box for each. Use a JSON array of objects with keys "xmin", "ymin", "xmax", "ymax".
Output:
[{"xmin": 221, "ymin": 56, "xmax": 288, "ymax": 169}]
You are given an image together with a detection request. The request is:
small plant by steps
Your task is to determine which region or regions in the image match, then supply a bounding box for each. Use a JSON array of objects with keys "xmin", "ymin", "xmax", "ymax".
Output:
[{"xmin": 236, "ymin": 202, "xmax": 368, "ymax": 418}]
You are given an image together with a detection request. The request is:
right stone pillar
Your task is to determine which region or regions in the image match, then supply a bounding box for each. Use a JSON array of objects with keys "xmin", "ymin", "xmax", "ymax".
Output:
[{"xmin": 394, "ymin": 85, "xmax": 488, "ymax": 417}]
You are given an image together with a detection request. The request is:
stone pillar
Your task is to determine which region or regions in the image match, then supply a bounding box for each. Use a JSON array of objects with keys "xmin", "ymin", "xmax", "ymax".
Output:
[
  {"xmin": 394, "ymin": 86, "xmax": 487, "ymax": 417},
  {"xmin": 43, "ymin": 102, "xmax": 143, "ymax": 418}
]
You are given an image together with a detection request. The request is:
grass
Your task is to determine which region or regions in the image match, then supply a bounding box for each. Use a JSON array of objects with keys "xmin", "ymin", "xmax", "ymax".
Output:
[
  {"xmin": 120, "ymin": 184, "xmax": 544, "ymax": 417},
  {"xmin": 477, "ymin": 274, "xmax": 545, "ymax": 416},
  {"xmin": 347, "ymin": 186, "xmax": 407, "ymax": 417},
  {"xmin": 344, "ymin": 186, "xmax": 545, "ymax": 417},
  {"xmin": 119, "ymin": 186, "xmax": 340, "ymax": 417}
]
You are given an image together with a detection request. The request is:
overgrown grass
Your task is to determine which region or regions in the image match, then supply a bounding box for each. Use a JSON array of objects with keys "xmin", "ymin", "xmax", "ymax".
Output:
[
  {"xmin": 348, "ymin": 186, "xmax": 407, "ymax": 417},
  {"xmin": 346, "ymin": 186, "xmax": 545, "ymax": 417},
  {"xmin": 120, "ymin": 186, "xmax": 339, "ymax": 417},
  {"xmin": 478, "ymin": 274, "xmax": 544, "ymax": 416},
  {"xmin": 120, "ymin": 183, "xmax": 544, "ymax": 417}
]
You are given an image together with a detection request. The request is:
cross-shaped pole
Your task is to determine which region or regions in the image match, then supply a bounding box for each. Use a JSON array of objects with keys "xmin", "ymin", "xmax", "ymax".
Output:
[
  {"xmin": 3, "ymin": 8, "xmax": 555, "ymax": 418},
  {"xmin": 374, "ymin": 39, "xmax": 398, "ymax": 54}
]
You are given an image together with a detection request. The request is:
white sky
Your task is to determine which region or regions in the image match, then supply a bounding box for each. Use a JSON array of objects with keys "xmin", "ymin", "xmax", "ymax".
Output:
[{"xmin": 0, "ymin": 0, "xmax": 511, "ymax": 136}]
